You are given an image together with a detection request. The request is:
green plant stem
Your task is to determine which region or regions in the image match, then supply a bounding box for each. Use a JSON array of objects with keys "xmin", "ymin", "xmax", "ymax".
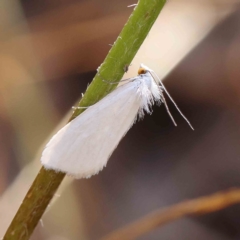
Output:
[{"xmin": 3, "ymin": 0, "xmax": 166, "ymax": 239}]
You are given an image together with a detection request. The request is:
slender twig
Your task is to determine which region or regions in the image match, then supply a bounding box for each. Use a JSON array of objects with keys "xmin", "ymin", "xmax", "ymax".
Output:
[
  {"xmin": 3, "ymin": 1, "xmax": 166, "ymax": 239},
  {"xmin": 101, "ymin": 188, "xmax": 240, "ymax": 240}
]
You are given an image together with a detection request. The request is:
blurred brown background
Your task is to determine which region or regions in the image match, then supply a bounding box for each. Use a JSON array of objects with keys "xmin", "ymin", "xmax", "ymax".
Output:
[{"xmin": 0, "ymin": 0, "xmax": 240, "ymax": 239}]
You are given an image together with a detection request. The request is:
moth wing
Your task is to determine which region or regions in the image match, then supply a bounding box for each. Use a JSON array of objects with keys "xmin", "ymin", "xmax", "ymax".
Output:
[{"xmin": 41, "ymin": 81, "xmax": 141, "ymax": 178}]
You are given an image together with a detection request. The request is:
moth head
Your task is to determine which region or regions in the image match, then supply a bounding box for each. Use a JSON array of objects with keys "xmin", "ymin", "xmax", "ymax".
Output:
[{"xmin": 138, "ymin": 67, "xmax": 147, "ymax": 75}]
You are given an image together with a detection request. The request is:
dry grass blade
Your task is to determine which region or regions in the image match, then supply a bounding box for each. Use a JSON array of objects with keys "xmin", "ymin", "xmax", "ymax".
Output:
[{"xmin": 102, "ymin": 188, "xmax": 240, "ymax": 240}]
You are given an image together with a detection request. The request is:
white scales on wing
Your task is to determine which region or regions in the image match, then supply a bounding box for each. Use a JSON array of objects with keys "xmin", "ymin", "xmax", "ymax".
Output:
[{"xmin": 41, "ymin": 64, "xmax": 193, "ymax": 178}]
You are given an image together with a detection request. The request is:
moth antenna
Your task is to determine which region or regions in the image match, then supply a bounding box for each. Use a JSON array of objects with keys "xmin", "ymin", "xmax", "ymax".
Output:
[
  {"xmin": 161, "ymin": 93, "xmax": 177, "ymax": 127},
  {"xmin": 150, "ymin": 71, "xmax": 194, "ymax": 130},
  {"xmin": 97, "ymin": 72, "xmax": 137, "ymax": 84}
]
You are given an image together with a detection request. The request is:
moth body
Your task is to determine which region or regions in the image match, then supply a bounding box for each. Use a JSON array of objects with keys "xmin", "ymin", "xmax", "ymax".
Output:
[{"xmin": 41, "ymin": 64, "xmax": 193, "ymax": 178}]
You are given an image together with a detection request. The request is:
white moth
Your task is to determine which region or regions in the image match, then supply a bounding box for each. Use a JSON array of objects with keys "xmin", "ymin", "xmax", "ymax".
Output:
[{"xmin": 41, "ymin": 64, "xmax": 193, "ymax": 178}]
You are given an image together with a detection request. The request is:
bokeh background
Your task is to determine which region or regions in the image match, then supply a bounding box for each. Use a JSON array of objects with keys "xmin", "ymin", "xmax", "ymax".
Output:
[{"xmin": 1, "ymin": 0, "xmax": 240, "ymax": 239}]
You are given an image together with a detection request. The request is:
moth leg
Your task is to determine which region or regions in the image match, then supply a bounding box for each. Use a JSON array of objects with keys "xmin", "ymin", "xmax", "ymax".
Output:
[
  {"xmin": 72, "ymin": 106, "xmax": 89, "ymax": 110},
  {"xmin": 97, "ymin": 72, "xmax": 118, "ymax": 85},
  {"xmin": 97, "ymin": 72, "xmax": 137, "ymax": 85}
]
